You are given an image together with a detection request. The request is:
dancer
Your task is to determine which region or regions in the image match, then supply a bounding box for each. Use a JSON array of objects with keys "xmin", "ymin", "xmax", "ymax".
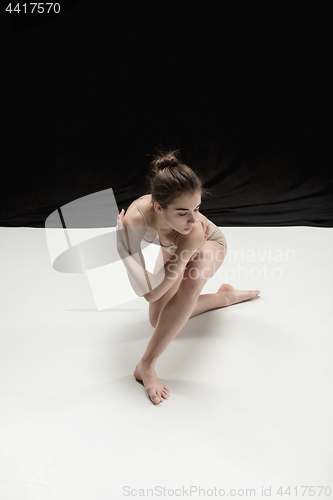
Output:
[{"xmin": 116, "ymin": 150, "xmax": 260, "ymax": 404}]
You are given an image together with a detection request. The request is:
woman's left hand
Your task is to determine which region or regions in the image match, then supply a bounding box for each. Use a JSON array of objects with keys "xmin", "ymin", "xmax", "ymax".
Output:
[
  {"xmin": 187, "ymin": 219, "xmax": 209, "ymax": 263},
  {"xmin": 116, "ymin": 209, "xmax": 128, "ymax": 258},
  {"xmin": 116, "ymin": 208, "xmax": 125, "ymax": 228},
  {"xmin": 199, "ymin": 219, "xmax": 209, "ymax": 246}
]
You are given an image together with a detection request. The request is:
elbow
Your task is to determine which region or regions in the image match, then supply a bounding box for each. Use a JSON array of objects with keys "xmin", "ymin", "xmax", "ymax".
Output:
[{"xmin": 143, "ymin": 290, "xmax": 159, "ymax": 303}]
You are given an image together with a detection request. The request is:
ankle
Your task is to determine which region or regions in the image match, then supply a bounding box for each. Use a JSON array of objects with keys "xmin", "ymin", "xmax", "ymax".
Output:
[{"xmin": 141, "ymin": 355, "xmax": 158, "ymax": 369}]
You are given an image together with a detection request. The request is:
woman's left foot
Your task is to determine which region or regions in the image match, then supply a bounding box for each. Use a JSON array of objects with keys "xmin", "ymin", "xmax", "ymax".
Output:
[{"xmin": 217, "ymin": 283, "xmax": 260, "ymax": 307}]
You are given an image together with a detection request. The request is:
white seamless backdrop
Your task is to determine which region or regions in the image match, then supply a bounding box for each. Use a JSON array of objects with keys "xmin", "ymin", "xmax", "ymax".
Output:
[{"xmin": 0, "ymin": 226, "xmax": 332, "ymax": 500}]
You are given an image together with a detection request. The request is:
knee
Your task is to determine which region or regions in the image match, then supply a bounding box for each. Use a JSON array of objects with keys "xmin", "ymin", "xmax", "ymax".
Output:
[{"xmin": 179, "ymin": 272, "xmax": 205, "ymax": 296}]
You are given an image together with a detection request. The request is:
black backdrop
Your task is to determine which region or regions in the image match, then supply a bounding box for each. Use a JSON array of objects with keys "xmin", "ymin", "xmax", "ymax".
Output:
[{"xmin": 1, "ymin": 2, "xmax": 332, "ymax": 227}]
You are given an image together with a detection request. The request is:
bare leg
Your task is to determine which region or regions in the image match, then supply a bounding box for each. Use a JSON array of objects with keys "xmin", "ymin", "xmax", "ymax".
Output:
[
  {"xmin": 189, "ymin": 284, "xmax": 260, "ymax": 318},
  {"xmin": 134, "ymin": 284, "xmax": 260, "ymax": 403},
  {"xmin": 134, "ymin": 241, "xmax": 260, "ymax": 405},
  {"xmin": 134, "ymin": 285, "xmax": 202, "ymax": 404}
]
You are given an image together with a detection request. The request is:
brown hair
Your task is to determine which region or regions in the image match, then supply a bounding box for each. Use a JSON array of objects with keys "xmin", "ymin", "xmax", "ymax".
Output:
[{"xmin": 146, "ymin": 149, "xmax": 210, "ymax": 208}]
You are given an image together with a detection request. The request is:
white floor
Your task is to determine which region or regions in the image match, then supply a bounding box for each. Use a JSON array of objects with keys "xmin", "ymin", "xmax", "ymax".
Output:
[{"xmin": 1, "ymin": 225, "xmax": 332, "ymax": 500}]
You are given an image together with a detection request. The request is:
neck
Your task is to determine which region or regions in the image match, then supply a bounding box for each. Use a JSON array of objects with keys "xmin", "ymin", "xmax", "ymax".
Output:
[
  {"xmin": 149, "ymin": 212, "xmax": 175, "ymax": 237},
  {"xmin": 146, "ymin": 201, "xmax": 176, "ymax": 237}
]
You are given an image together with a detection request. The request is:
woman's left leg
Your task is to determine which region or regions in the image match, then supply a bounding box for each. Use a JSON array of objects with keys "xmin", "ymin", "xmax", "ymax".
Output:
[{"xmin": 149, "ymin": 243, "xmax": 260, "ymax": 324}]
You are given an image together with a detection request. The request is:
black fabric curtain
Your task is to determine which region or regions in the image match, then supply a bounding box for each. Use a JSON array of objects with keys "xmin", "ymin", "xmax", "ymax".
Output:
[{"xmin": 1, "ymin": 4, "xmax": 331, "ymax": 228}]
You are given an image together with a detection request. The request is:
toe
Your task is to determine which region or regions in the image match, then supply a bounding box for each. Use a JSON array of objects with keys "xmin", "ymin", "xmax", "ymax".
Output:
[{"xmin": 149, "ymin": 391, "xmax": 162, "ymax": 404}]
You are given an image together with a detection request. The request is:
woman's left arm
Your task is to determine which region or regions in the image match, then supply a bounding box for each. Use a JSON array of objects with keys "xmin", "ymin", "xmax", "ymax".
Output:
[{"xmin": 143, "ymin": 220, "xmax": 209, "ymax": 302}]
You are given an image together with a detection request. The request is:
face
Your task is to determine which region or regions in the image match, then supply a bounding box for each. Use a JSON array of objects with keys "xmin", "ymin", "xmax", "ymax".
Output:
[{"xmin": 157, "ymin": 191, "xmax": 202, "ymax": 234}]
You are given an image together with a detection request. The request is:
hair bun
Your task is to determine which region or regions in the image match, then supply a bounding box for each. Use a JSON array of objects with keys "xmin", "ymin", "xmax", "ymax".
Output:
[
  {"xmin": 156, "ymin": 156, "xmax": 178, "ymax": 170},
  {"xmin": 152, "ymin": 150, "xmax": 179, "ymax": 172}
]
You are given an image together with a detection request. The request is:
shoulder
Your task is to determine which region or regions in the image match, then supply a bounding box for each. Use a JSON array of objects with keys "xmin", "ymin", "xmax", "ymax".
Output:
[
  {"xmin": 122, "ymin": 210, "xmax": 142, "ymax": 227},
  {"xmin": 120, "ymin": 201, "xmax": 147, "ymax": 242},
  {"xmin": 122, "ymin": 199, "xmax": 144, "ymax": 227}
]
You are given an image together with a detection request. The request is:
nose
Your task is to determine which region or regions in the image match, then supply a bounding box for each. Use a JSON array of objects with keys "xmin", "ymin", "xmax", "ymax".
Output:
[{"xmin": 187, "ymin": 213, "xmax": 196, "ymax": 224}]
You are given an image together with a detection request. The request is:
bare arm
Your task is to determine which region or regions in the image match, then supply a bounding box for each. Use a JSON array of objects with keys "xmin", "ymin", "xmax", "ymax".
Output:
[
  {"xmin": 143, "ymin": 226, "xmax": 207, "ymax": 302},
  {"xmin": 116, "ymin": 210, "xmax": 153, "ymax": 297},
  {"xmin": 116, "ymin": 209, "xmax": 208, "ymax": 302}
]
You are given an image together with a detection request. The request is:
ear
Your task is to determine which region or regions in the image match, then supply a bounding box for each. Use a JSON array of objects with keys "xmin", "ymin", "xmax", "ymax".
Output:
[{"xmin": 153, "ymin": 201, "xmax": 162, "ymax": 213}]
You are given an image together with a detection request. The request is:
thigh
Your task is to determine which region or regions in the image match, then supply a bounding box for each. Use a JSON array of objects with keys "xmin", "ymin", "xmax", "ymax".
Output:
[
  {"xmin": 183, "ymin": 240, "xmax": 227, "ymax": 284},
  {"xmin": 149, "ymin": 241, "xmax": 226, "ymax": 325}
]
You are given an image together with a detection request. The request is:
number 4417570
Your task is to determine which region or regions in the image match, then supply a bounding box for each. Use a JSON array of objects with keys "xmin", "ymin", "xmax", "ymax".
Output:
[{"xmin": 6, "ymin": 3, "xmax": 61, "ymax": 14}]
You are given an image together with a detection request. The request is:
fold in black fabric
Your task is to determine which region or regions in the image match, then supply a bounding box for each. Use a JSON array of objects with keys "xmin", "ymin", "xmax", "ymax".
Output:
[{"xmin": 1, "ymin": 18, "xmax": 331, "ymax": 228}]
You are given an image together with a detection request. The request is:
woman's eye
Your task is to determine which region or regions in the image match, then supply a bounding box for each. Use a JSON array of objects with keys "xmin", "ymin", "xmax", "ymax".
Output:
[{"xmin": 179, "ymin": 208, "xmax": 200, "ymax": 217}]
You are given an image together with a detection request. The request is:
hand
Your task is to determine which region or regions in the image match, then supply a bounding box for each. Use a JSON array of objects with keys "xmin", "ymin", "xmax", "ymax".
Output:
[
  {"xmin": 187, "ymin": 219, "xmax": 209, "ymax": 263},
  {"xmin": 116, "ymin": 208, "xmax": 125, "ymax": 229},
  {"xmin": 116, "ymin": 209, "xmax": 129, "ymax": 258},
  {"xmin": 200, "ymin": 218, "xmax": 209, "ymax": 241}
]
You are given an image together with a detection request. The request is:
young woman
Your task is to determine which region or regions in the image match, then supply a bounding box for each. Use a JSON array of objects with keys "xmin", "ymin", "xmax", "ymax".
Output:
[{"xmin": 116, "ymin": 151, "xmax": 260, "ymax": 404}]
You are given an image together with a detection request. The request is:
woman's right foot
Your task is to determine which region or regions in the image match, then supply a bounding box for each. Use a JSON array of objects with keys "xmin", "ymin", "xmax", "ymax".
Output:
[{"xmin": 134, "ymin": 359, "xmax": 170, "ymax": 404}]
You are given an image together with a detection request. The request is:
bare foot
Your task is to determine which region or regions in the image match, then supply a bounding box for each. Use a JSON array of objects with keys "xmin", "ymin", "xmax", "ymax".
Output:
[
  {"xmin": 134, "ymin": 359, "xmax": 170, "ymax": 404},
  {"xmin": 217, "ymin": 283, "xmax": 260, "ymax": 307}
]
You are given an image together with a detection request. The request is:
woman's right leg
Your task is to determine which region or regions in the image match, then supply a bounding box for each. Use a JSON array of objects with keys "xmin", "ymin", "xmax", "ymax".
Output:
[
  {"xmin": 134, "ymin": 246, "xmax": 217, "ymax": 404},
  {"xmin": 134, "ymin": 275, "xmax": 206, "ymax": 404},
  {"xmin": 148, "ymin": 272, "xmax": 183, "ymax": 328}
]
